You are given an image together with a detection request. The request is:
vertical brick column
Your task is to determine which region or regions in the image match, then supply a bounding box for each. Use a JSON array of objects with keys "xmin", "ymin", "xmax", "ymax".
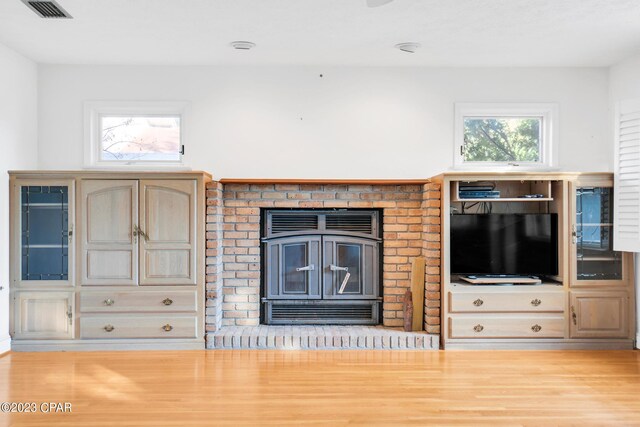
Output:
[
  {"xmin": 379, "ymin": 186, "xmax": 423, "ymax": 327},
  {"xmin": 220, "ymin": 184, "xmax": 262, "ymax": 327},
  {"xmin": 205, "ymin": 181, "xmax": 224, "ymax": 336},
  {"xmin": 422, "ymin": 182, "xmax": 442, "ymax": 334}
]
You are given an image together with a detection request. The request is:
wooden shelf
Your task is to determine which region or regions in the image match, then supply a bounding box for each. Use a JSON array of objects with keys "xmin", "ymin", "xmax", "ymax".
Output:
[
  {"xmin": 451, "ymin": 180, "xmax": 554, "ymax": 203},
  {"xmin": 577, "ymin": 256, "xmax": 620, "ymax": 262},
  {"xmin": 454, "ymin": 197, "xmax": 553, "ymax": 203}
]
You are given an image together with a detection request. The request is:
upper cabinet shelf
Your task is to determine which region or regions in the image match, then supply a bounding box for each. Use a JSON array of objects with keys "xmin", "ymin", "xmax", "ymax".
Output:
[{"xmin": 451, "ymin": 180, "xmax": 553, "ymax": 203}]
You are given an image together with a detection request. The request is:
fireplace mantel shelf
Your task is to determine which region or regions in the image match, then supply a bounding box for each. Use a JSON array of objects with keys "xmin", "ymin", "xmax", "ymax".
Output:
[{"xmin": 219, "ymin": 178, "xmax": 432, "ymax": 185}]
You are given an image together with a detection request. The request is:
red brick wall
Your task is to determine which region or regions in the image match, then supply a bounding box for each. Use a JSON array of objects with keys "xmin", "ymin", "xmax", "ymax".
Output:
[{"xmin": 205, "ymin": 183, "xmax": 442, "ymax": 336}]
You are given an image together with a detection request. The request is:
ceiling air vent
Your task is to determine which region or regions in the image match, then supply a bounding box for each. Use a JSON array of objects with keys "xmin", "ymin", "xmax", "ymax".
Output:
[{"xmin": 21, "ymin": 0, "xmax": 72, "ymax": 18}]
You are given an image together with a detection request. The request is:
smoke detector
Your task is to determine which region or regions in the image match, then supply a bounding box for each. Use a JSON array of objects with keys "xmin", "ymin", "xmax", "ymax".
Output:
[
  {"xmin": 21, "ymin": 0, "xmax": 72, "ymax": 18},
  {"xmin": 230, "ymin": 41, "xmax": 256, "ymax": 51},
  {"xmin": 395, "ymin": 42, "xmax": 421, "ymax": 53}
]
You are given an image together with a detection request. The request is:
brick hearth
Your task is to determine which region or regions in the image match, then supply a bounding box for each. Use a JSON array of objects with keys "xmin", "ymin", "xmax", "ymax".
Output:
[
  {"xmin": 204, "ymin": 182, "xmax": 442, "ymax": 349},
  {"xmin": 208, "ymin": 325, "xmax": 438, "ymax": 350}
]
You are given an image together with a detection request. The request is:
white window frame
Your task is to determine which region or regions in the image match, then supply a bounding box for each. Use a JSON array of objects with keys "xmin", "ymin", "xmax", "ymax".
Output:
[
  {"xmin": 454, "ymin": 103, "xmax": 558, "ymax": 170},
  {"xmin": 84, "ymin": 101, "xmax": 189, "ymax": 169}
]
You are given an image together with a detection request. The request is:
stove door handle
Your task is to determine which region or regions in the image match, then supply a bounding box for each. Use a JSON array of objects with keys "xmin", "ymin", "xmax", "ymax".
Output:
[
  {"xmin": 296, "ymin": 264, "xmax": 315, "ymax": 272},
  {"xmin": 330, "ymin": 264, "xmax": 349, "ymax": 272}
]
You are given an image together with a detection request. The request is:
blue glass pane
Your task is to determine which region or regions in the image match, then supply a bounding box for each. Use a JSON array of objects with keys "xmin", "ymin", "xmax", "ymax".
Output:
[
  {"xmin": 21, "ymin": 185, "xmax": 69, "ymax": 281},
  {"xmin": 575, "ymin": 187, "xmax": 621, "ymax": 281},
  {"xmin": 27, "ymin": 207, "xmax": 64, "ymax": 245}
]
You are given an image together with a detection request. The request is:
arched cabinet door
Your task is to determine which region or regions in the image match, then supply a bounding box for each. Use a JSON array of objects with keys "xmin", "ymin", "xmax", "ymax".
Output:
[
  {"xmin": 139, "ymin": 180, "xmax": 197, "ymax": 286},
  {"xmin": 80, "ymin": 180, "xmax": 139, "ymax": 286}
]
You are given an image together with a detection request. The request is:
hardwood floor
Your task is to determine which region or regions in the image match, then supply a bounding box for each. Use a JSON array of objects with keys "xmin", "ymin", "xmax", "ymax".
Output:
[{"xmin": 1, "ymin": 350, "xmax": 640, "ymax": 426}]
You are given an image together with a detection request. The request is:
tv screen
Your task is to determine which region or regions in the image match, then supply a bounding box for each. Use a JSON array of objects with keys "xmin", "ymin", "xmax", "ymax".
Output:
[{"xmin": 450, "ymin": 214, "xmax": 558, "ymax": 276}]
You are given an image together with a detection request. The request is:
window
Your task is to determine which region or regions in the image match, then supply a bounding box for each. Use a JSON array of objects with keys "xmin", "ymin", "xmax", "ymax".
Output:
[
  {"xmin": 84, "ymin": 101, "xmax": 188, "ymax": 168},
  {"xmin": 454, "ymin": 103, "xmax": 558, "ymax": 169}
]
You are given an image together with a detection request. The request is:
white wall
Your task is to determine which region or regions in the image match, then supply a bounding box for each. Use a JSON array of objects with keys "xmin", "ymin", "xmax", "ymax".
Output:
[
  {"xmin": 609, "ymin": 54, "xmax": 640, "ymax": 347},
  {"xmin": 38, "ymin": 65, "xmax": 610, "ymax": 178},
  {"xmin": 0, "ymin": 43, "xmax": 38, "ymax": 354}
]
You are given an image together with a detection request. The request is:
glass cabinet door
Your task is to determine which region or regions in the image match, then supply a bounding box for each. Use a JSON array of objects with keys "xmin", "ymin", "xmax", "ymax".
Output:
[
  {"xmin": 573, "ymin": 185, "xmax": 624, "ymax": 284},
  {"xmin": 15, "ymin": 180, "xmax": 75, "ymax": 287}
]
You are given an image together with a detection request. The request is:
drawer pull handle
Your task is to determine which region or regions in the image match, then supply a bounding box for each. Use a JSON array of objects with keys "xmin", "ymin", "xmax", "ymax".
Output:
[
  {"xmin": 162, "ymin": 298, "xmax": 173, "ymax": 306},
  {"xmin": 531, "ymin": 324, "xmax": 542, "ymax": 333},
  {"xmin": 473, "ymin": 298, "xmax": 484, "ymax": 307},
  {"xmin": 473, "ymin": 324, "xmax": 484, "ymax": 333},
  {"xmin": 531, "ymin": 299, "xmax": 542, "ymax": 307},
  {"xmin": 104, "ymin": 325, "xmax": 115, "ymax": 332},
  {"xmin": 103, "ymin": 298, "xmax": 115, "ymax": 306},
  {"xmin": 163, "ymin": 324, "xmax": 173, "ymax": 332}
]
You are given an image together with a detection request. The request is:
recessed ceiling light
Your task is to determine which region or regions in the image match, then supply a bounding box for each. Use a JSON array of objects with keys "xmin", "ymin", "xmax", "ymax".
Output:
[
  {"xmin": 230, "ymin": 41, "xmax": 256, "ymax": 50},
  {"xmin": 395, "ymin": 42, "xmax": 421, "ymax": 53}
]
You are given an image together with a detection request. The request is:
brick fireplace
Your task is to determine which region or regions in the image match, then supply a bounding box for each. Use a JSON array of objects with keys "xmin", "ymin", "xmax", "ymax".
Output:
[{"xmin": 204, "ymin": 181, "xmax": 442, "ymax": 348}]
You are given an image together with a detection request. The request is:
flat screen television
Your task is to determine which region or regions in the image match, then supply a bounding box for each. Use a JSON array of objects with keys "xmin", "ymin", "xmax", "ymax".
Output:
[{"xmin": 450, "ymin": 214, "xmax": 558, "ymax": 276}]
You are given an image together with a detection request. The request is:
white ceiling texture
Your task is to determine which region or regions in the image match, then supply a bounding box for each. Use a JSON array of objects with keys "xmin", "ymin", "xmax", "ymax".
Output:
[{"xmin": 1, "ymin": 0, "xmax": 640, "ymax": 66}]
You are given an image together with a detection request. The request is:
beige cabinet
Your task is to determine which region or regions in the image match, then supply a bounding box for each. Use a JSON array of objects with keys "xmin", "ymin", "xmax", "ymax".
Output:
[
  {"xmin": 13, "ymin": 292, "xmax": 74, "ymax": 339},
  {"xmin": 9, "ymin": 171, "xmax": 210, "ymax": 351},
  {"xmin": 568, "ymin": 178, "xmax": 634, "ymax": 341},
  {"xmin": 81, "ymin": 180, "xmax": 139, "ymax": 286},
  {"xmin": 449, "ymin": 314, "xmax": 565, "ymax": 339},
  {"xmin": 446, "ymin": 284, "xmax": 566, "ymax": 343},
  {"xmin": 80, "ymin": 315, "xmax": 197, "ymax": 339},
  {"xmin": 438, "ymin": 172, "xmax": 635, "ymax": 350},
  {"xmin": 11, "ymin": 179, "xmax": 75, "ymax": 288},
  {"xmin": 139, "ymin": 180, "xmax": 196, "ymax": 285},
  {"xmin": 570, "ymin": 291, "xmax": 629, "ymax": 338},
  {"xmin": 80, "ymin": 179, "xmax": 196, "ymax": 286},
  {"xmin": 568, "ymin": 178, "xmax": 632, "ymax": 288}
]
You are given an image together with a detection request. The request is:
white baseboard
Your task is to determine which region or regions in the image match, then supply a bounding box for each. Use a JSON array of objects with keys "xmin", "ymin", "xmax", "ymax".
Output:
[
  {"xmin": 636, "ymin": 333, "xmax": 640, "ymax": 350},
  {"xmin": 0, "ymin": 335, "xmax": 11, "ymax": 355}
]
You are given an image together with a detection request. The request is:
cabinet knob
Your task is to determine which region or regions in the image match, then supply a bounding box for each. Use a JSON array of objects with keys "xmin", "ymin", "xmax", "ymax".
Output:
[
  {"xmin": 473, "ymin": 324, "xmax": 484, "ymax": 333},
  {"xmin": 162, "ymin": 298, "xmax": 173, "ymax": 306},
  {"xmin": 104, "ymin": 325, "xmax": 115, "ymax": 332},
  {"xmin": 531, "ymin": 324, "xmax": 542, "ymax": 333},
  {"xmin": 473, "ymin": 298, "xmax": 484, "ymax": 307},
  {"xmin": 104, "ymin": 298, "xmax": 115, "ymax": 306},
  {"xmin": 163, "ymin": 324, "xmax": 173, "ymax": 332},
  {"xmin": 531, "ymin": 299, "xmax": 542, "ymax": 307}
]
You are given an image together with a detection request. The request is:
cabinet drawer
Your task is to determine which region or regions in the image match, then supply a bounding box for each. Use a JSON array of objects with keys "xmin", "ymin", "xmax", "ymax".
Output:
[
  {"xmin": 80, "ymin": 291, "xmax": 197, "ymax": 312},
  {"xmin": 449, "ymin": 291, "xmax": 564, "ymax": 313},
  {"xmin": 449, "ymin": 315, "xmax": 565, "ymax": 339},
  {"xmin": 80, "ymin": 315, "xmax": 197, "ymax": 339}
]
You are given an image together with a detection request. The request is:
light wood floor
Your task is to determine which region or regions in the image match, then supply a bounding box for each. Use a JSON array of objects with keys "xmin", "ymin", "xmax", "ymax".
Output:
[{"xmin": 1, "ymin": 350, "xmax": 640, "ymax": 426}]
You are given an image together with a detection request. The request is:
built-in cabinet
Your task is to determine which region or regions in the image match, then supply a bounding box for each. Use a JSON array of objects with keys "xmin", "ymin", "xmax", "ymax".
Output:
[
  {"xmin": 568, "ymin": 176, "xmax": 633, "ymax": 340},
  {"xmin": 13, "ymin": 291, "xmax": 74, "ymax": 340},
  {"xmin": 9, "ymin": 171, "xmax": 210, "ymax": 351},
  {"xmin": 80, "ymin": 179, "xmax": 196, "ymax": 286},
  {"xmin": 437, "ymin": 172, "xmax": 635, "ymax": 350}
]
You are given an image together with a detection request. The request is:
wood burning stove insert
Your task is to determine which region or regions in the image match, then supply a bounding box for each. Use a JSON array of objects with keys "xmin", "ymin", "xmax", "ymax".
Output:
[{"xmin": 261, "ymin": 209, "xmax": 382, "ymax": 325}]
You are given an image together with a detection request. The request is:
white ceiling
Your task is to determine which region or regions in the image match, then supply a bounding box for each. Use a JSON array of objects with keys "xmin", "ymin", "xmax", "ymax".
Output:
[{"xmin": 1, "ymin": 0, "xmax": 640, "ymax": 67}]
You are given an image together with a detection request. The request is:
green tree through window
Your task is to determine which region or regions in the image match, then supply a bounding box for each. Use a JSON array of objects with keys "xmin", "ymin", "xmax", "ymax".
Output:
[{"xmin": 463, "ymin": 117, "xmax": 541, "ymax": 162}]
